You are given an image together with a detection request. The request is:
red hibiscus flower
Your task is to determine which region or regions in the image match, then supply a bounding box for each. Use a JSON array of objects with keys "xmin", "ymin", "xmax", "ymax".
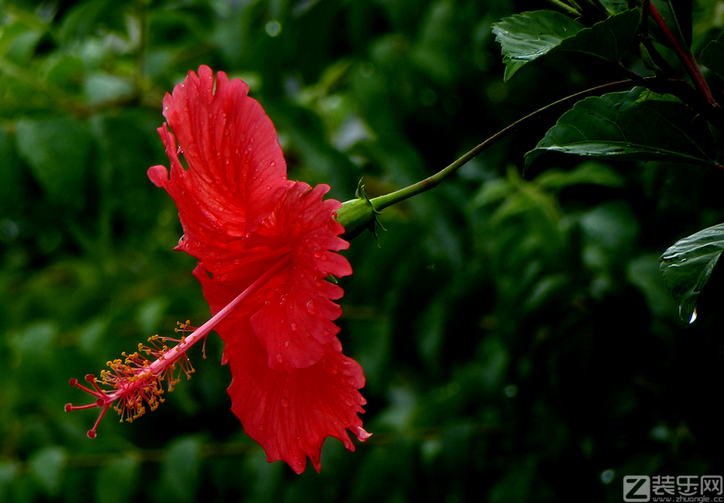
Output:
[{"xmin": 67, "ymin": 66, "xmax": 369, "ymax": 474}]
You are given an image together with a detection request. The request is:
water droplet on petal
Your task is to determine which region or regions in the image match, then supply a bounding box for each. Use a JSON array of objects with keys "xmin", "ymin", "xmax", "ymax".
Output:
[
  {"xmin": 320, "ymin": 254, "xmax": 328, "ymax": 261},
  {"xmin": 306, "ymin": 300, "xmax": 316, "ymax": 315},
  {"xmin": 285, "ymin": 340, "xmax": 290, "ymax": 348},
  {"xmin": 276, "ymin": 353, "xmax": 283, "ymax": 363},
  {"xmin": 290, "ymin": 323, "xmax": 297, "ymax": 331},
  {"xmin": 281, "ymin": 398, "xmax": 289, "ymax": 407},
  {"xmin": 313, "ymin": 248, "xmax": 322, "ymax": 258}
]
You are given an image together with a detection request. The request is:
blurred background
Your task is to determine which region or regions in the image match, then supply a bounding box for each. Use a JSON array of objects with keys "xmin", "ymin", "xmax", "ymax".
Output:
[{"xmin": 1, "ymin": 0, "xmax": 723, "ymax": 502}]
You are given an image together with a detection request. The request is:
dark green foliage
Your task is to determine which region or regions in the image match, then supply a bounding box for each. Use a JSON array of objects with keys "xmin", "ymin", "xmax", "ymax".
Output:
[
  {"xmin": 526, "ymin": 88, "xmax": 718, "ymax": 169},
  {"xmin": 493, "ymin": 9, "xmax": 639, "ymax": 81},
  {"xmin": 1, "ymin": 0, "xmax": 723, "ymax": 502},
  {"xmin": 701, "ymin": 32, "xmax": 724, "ymax": 80}
]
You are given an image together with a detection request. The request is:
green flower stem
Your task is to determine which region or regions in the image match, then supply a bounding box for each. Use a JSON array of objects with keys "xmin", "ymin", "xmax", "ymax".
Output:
[{"xmin": 369, "ymin": 80, "xmax": 634, "ymax": 212}]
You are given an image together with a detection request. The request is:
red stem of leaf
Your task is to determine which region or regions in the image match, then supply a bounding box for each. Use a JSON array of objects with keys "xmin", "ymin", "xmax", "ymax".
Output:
[{"xmin": 647, "ymin": 2, "xmax": 718, "ymax": 107}]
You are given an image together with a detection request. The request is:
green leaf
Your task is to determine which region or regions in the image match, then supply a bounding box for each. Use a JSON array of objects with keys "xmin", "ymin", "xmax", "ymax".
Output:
[
  {"xmin": 84, "ymin": 72, "xmax": 134, "ymax": 105},
  {"xmin": 0, "ymin": 21, "xmax": 33, "ymax": 57},
  {"xmin": 599, "ymin": 0, "xmax": 632, "ymax": 15},
  {"xmin": 28, "ymin": 447, "xmax": 66, "ymax": 497},
  {"xmin": 659, "ymin": 223, "xmax": 724, "ymax": 323},
  {"xmin": 535, "ymin": 161, "xmax": 626, "ymax": 191},
  {"xmin": 700, "ymin": 32, "xmax": 724, "ymax": 80},
  {"xmin": 95, "ymin": 455, "xmax": 140, "ymax": 503},
  {"xmin": 493, "ymin": 11, "xmax": 583, "ymax": 81},
  {"xmin": 525, "ymin": 88, "xmax": 717, "ymax": 169},
  {"xmin": 492, "ymin": 9, "xmax": 639, "ymax": 81},
  {"xmin": 15, "ymin": 117, "xmax": 91, "ymax": 209},
  {"xmin": 160, "ymin": 436, "xmax": 201, "ymax": 503},
  {"xmin": 45, "ymin": 55, "xmax": 85, "ymax": 95}
]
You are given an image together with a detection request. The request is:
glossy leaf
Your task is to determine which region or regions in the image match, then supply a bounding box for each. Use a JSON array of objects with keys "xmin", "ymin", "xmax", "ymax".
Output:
[
  {"xmin": 526, "ymin": 88, "xmax": 717, "ymax": 169},
  {"xmin": 493, "ymin": 9, "xmax": 639, "ymax": 81},
  {"xmin": 660, "ymin": 223, "xmax": 724, "ymax": 323}
]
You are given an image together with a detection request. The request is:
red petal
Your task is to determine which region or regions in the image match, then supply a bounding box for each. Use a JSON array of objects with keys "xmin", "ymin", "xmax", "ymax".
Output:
[
  {"xmin": 148, "ymin": 65, "xmax": 287, "ymax": 260},
  {"xmin": 224, "ymin": 316, "xmax": 367, "ymax": 474},
  {"xmin": 196, "ymin": 181, "xmax": 353, "ymax": 372},
  {"xmin": 249, "ymin": 182, "xmax": 352, "ymax": 372}
]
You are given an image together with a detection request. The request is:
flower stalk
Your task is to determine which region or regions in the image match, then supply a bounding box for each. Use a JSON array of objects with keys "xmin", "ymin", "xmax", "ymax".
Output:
[{"xmin": 363, "ymin": 80, "xmax": 635, "ymax": 213}]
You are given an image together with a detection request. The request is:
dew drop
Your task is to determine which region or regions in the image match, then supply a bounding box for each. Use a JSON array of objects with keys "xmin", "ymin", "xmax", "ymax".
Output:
[
  {"xmin": 290, "ymin": 323, "xmax": 297, "ymax": 331},
  {"xmin": 320, "ymin": 254, "xmax": 328, "ymax": 261},
  {"xmin": 276, "ymin": 353, "xmax": 283, "ymax": 363},
  {"xmin": 306, "ymin": 300, "xmax": 316, "ymax": 315},
  {"xmin": 285, "ymin": 340, "xmax": 290, "ymax": 348},
  {"xmin": 313, "ymin": 248, "xmax": 322, "ymax": 258}
]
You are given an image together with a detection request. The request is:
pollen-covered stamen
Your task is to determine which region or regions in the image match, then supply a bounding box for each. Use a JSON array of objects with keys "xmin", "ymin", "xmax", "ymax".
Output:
[
  {"xmin": 175, "ymin": 320, "xmax": 205, "ymax": 358},
  {"xmin": 64, "ymin": 332, "xmax": 197, "ymax": 437},
  {"xmin": 65, "ymin": 253, "xmax": 294, "ymax": 438}
]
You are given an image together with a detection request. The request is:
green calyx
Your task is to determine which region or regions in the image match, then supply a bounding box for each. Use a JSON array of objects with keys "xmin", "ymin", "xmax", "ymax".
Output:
[{"xmin": 335, "ymin": 180, "xmax": 382, "ymax": 241}]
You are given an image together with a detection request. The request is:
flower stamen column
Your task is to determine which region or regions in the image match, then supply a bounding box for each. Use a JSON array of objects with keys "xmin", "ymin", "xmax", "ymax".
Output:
[{"xmin": 66, "ymin": 254, "xmax": 293, "ymax": 438}]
